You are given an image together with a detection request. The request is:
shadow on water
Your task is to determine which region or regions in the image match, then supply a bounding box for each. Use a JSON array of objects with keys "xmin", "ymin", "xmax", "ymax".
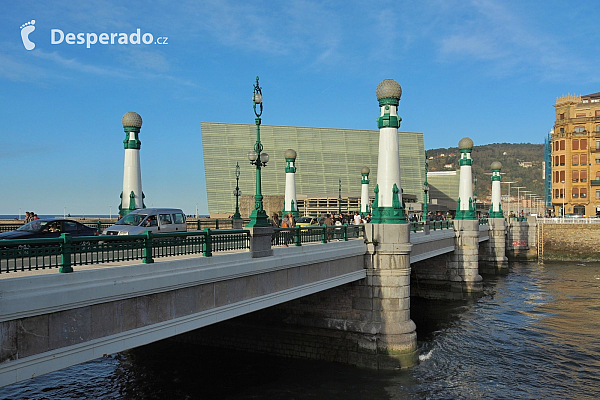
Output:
[{"xmin": 111, "ymin": 341, "xmax": 399, "ymax": 400}]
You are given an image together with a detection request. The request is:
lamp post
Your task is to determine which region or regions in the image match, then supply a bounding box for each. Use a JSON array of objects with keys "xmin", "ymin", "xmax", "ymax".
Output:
[
  {"xmin": 473, "ymin": 174, "xmax": 478, "ymax": 217},
  {"xmin": 512, "ymin": 186, "xmax": 525, "ymax": 218},
  {"xmin": 502, "ymin": 181, "xmax": 516, "ymax": 217},
  {"xmin": 246, "ymin": 76, "xmax": 270, "ymax": 227},
  {"xmin": 233, "ymin": 162, "xmax": 242, "ymax": 220},
  {"xmin": 423, "ymin": 151, "xmax": 429, "ymax": 219},
  {"xmin": 528, "ymin": 193, "xmax": 537, "ymax": 215},
  {"xmin": 520, "ymin": 190, "xmax": 530, "ymax": 217}
]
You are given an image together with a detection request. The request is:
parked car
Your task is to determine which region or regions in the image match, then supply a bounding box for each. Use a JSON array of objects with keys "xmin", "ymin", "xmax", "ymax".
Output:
[
  {"xmin": 0, "ymin": 219, "xmax": 99, "ymax": 240},
  {"xmin": 103, "ymin": 208, "xmax": 186, "ymax": 235},
  {"xmin": 295, "ymin": 216, "xmax": 319, "ymax": 227}
]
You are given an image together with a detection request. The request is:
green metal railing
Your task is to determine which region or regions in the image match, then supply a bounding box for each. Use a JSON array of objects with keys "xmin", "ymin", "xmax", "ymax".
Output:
[
  {"xmin": 411, "ymin": 220, "xmax": 453, "ymax": 232},
  {"xmin": 0, "ymin": 229, "xmax": 250, "ymax": 274},
  {"xmin": 272, "ymin": 224, "xmax": 363, "ymax": 246},
  {"xmin": 188, "ymin": 219, "xmax": 251, "ymax": 231},
  {"xmin": 479, "ymin": 218, "xmax": 489, "ymax": 225}
]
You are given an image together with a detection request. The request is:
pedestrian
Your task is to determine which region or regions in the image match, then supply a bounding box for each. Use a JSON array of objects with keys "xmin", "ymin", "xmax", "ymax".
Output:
[
  {"xmin": 271, "ymin": 213, "xmax": 280, "ymax": 228},
  {"xmin": 282, "ymin": 213, "xmax": 295, "ymax": 246},
  {"xmin": 353, "ymin": 211, "xmax": 361, "ymax": 225}
]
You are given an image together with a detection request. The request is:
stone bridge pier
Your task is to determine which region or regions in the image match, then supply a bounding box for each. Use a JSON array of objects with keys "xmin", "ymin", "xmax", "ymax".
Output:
[
  {"xmin": 449, "ymin": 219, "xmax": 483, "ymax": 294},
  {"xmin": 480, "ymin": 218, "xmax": 508, "ymax": 274}
]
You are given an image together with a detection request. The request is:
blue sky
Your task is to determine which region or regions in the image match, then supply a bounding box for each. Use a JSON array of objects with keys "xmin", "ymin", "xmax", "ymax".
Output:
[{"xmin": 2, "ymin": 0, "xmax": 599, "ymax": 216}]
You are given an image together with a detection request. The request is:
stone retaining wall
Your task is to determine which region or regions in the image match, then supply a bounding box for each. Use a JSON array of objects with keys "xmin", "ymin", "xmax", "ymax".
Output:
[{"xmin": 539, "ymin": 223, "xmax": 600, "ymax": 261}]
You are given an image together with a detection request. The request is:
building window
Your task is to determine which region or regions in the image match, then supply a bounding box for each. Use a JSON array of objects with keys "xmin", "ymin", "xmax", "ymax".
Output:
[
  {"xmin": 581, "ymin": 154, "xmax": 588, "ymax": 165},
  {"xmin": 572, "ymin": 154, "xmax": 579, "ymax": 166},
  {"xmin": 572, "ymin": 188, "xmax": 579, "ymax": 198},
  {"xmin": 573, "ymin": 170, "xmax": 579, "ymax": 182},
  {"xmin": 560, "ymin": 170, "xmax": 565, "ymax": 182},
  {"xmin": 573, "ymin": 139, "xmax": 579, "ymax": 150},
  {"xmin": 576, "ymin": 113, "xmax": 586, "ymax": 118},
  {"xmin": 561, "ymin": 140, "xmax": 566, "ymax": 150},
  {"xmin": 560, "ymin": 113, "xmax": 565, "ymax": 120},
  {"xmin": 596, "ymin": 157, "xmax": 600, "ymax": 164},
  {"xmin": 560, "ymin": 127, "xmax": 565, "ymax": 133},
  {"xmin": 581, "ymin": 188, "xmax": 587, "ymax": 198},
  {"xmin": 560, "ymin": 155, "xmax": 565, "ymax": 166},
  {"xmin": 596, "ymin": 189, "xmax": 600, "ymax": 199},
  {"xmin": 581, "ymin": 139, "xmax": 588, "ymax": 150},
  {"xmin": 597, "ymin": 125, "xmax": 600, "ymax": 132},
  {"xmin": 574, "ymin": 126, "xmax": 586, "ymax": 133},
  {"xmin": 581, "ymin": 170, "xmax": 588, "ymax": 182},
  {"xmin": 596, "ymin": 110, "xmax": 600, "ymax": 117}
]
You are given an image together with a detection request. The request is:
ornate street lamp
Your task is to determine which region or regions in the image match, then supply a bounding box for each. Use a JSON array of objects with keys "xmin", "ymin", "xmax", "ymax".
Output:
[
  {"xmin": 232, "ymin": 162, "xmax": 242, "ymax": 220},
  {"xmin": 246, "ymin": 76, "xmax": 270, "ymax": 227}
]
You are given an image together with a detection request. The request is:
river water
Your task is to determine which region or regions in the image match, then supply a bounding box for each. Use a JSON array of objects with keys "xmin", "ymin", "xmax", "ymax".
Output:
[{"xmin": 2, "ymin": 261, "xmax": 600, "ymax": 399}]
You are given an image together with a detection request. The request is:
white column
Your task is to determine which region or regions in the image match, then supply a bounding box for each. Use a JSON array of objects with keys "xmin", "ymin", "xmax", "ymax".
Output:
[
  {"xmin": 284, "ymin": 169, "xmax": 296, "ymax": 211},
  {"xmin": 122, "ymin": 145, "xmax": 143, "ymax": 209},
  {"xmin": 283, "ymin": 149, "xmax": 298, "ymax": 216},
  {"xmin": 377, "ymin": 118, "xmax": 402, "ymax": 208},
  {"xmin": 361, "ymin": 166, "xmax": 370, "ymax": 214}
]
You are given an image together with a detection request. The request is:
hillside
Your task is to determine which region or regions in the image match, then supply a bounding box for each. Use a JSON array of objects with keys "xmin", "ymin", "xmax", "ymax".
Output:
[{"xmin": 427, "ymin": 143, "xmax": 544, "ymax": 200}]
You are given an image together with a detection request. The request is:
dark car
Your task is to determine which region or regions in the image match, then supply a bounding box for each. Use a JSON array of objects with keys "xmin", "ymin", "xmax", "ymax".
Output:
[{"xmin": 0, "ymin": 219, "xmax": 99, "ymax": 240}]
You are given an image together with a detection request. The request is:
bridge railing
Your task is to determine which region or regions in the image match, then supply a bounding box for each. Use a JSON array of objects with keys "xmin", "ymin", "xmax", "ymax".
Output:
[
  {"xmin": 410, "ymin": 220, "xmax": 453, "ymax": 232},
  {"xmin": 272, "ymin": 224, "xmax": 363, "ymax": 246},
  {"xmin": 0, "ymin": 229, "xmax": 250, "ymax": 274}
]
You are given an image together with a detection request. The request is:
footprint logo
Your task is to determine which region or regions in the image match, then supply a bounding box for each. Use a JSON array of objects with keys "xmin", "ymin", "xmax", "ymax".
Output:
[{"xmin": 20, "ymin": 20, "xmax": 36, "ymax": 50}]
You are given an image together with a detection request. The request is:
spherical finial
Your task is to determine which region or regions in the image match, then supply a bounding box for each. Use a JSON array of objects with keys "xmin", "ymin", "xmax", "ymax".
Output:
[
  {"xmin": 361, "ymin": 166, "xmax": 370, "ymax": 175},
  {"xmin": 458, "ymin": 137, "xmax": 474, "ymax": 150},
  {"xmin": 122, "ymin": 112, "xmax": 142, "ymax": 128},
  {"xmin": 491, "ymin": 161, "xmax": 502, "ymax": 170},
  {"xmin": 284, "ymin": 149, "xmax": 297, "ymax": 160},
  {"xmin": 376, "ymin": 79, "xmax": 402, "ymax": 101}
]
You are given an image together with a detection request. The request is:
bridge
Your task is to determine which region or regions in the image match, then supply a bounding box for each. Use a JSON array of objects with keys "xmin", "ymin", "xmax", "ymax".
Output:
[{"xmin": 0, "ymin": 219, "xmax": 535, "ymax": 387}]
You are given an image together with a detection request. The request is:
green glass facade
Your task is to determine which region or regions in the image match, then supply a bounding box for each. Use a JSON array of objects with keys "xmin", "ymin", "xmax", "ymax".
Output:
[
  {"xmin": 201, "ymin": 122, "xmax": 425, "ymax": 217},
  {"xmin": 427, "ymin": 171, "xmax": 460, "ymax": 210}
]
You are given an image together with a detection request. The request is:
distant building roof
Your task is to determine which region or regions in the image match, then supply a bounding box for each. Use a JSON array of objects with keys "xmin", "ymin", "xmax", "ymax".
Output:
[{"xmin": 583, "ymin": 92, "xmax": 600, "ymax": 98}]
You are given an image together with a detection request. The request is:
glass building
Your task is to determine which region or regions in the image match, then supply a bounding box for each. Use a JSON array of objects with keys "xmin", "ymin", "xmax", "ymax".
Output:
[{"xmin": 201, "ymin": 122, "xmax": 425, "ymax": 217}]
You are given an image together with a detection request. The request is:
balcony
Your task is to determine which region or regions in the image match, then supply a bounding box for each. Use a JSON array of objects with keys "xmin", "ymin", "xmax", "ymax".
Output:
[{"xmin": 591, "ymin": 180, "xmax": 600, "ymax": 186}]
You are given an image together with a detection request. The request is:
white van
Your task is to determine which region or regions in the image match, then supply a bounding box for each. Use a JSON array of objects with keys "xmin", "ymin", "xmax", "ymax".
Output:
[{"xmin": 103, "ymin": 208, "xmax": 187, "ymax": 235}]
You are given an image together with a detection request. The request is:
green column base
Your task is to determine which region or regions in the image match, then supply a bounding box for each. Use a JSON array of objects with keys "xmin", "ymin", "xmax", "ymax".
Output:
[
  {"xmin": 371, "ymin": 206, "xmax": 407, "ymax": 224},
  {"xmin": 455, "ymin": 209, "xmax": 477, "ymax": 220},
  {"xmin": 246, "ymin": 209, "xmax": 270, "ymax": 227},
  {"xmin": 488, "ymin": 211, "xmax": 504, "ymax": 218}
]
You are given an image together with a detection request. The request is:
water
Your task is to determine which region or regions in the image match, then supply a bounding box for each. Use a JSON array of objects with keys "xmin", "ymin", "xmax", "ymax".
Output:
[{"xmin": 2, "ymin": 261, "xmax": 600, "ymax": 399}]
